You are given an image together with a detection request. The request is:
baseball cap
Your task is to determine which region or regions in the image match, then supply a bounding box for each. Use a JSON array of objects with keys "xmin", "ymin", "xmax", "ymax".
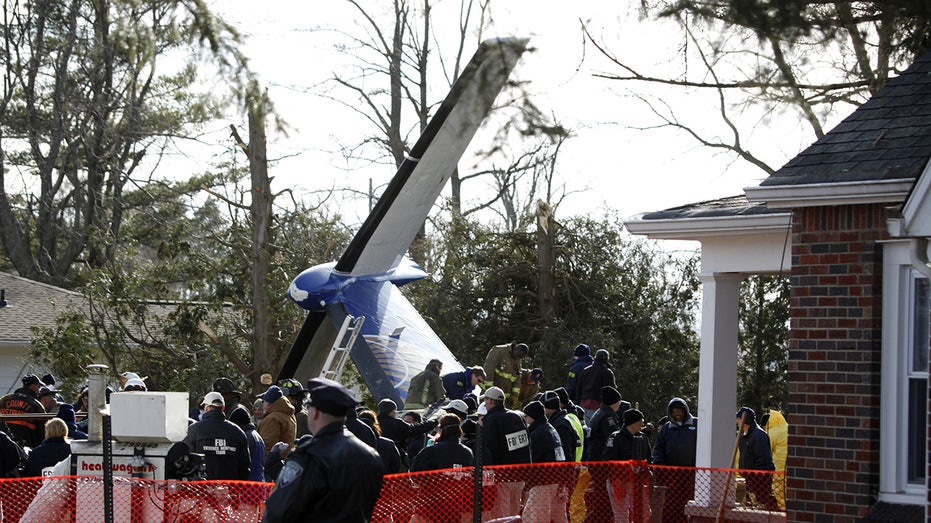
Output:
[
  {"xmin": 480, "ymin": 386, "xmax": 506, "ymax": 402},
  {"xmin": 443, "ymin": 399, "xmax": 469, "ymax": 419},
  {"xmin": 122, "ymin": 378, "xmax": 147, "ymax": 392},
  {"xmin": 38, "ymin": 386, "xmax": 58, "ymax": 398},
  {"xmin": 202, "ymin": 391, "xmax": 225, "ymax": 408},
  {"xmin": 262, "ymin": 385, "xmax": 283, "ymax": 404}
]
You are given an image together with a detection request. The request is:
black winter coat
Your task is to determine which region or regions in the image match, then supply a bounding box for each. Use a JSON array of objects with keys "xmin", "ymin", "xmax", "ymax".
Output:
[
  {"xmin": 575, "ymin": 361, "xmax": 616, "ymax": 405},
  {"xmin": 549, "ymin": 410, "xmax": 582, "ymax": 463},
  {"xmin": 182, "ymin": 409, "xmax": 250, "ymax": 480},
  {"xmin": 0, "ymin": 430, "xmax": 24, "ymax": 477},
  {"xmin": 482, "ymin": 404, "xmax": 531, "ymax": 465},
  {"xmin": 585, "ymin": 405, "xmax": 619, "ymax": 461},
  {"xmin": 605, "ymin": 428, "xmax": 652, "ymax": 462},
  {"xmin": 376, "ymin": 436, "xmax": 403, "ymax": 474},
  {"xmin": 737, "ymin": 423, "xmax": 775, "ymax": 471},
  {"xmin": 410, "ymin": 435, "xmax": 474, "ymax": 471},
  {"xmin": 263, "ymin": 422, "xmax": 384, "ymax": 523},
  {"xmin": 377, "ymin": 413, "xmax": 437, "ymax": 461},
  {"xmin": 23, "ymin": 436, "xmax": 70, "ymax": 477}
]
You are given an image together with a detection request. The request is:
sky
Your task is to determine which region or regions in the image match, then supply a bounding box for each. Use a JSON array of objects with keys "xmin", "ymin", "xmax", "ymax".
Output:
[{"xmin": 191, "ymin": 1, "xmax": 843, "ymax": 231}]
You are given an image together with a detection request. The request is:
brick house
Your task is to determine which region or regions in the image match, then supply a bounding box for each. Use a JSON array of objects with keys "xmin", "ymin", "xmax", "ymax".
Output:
[{"xmin": 626, "ymin": 54, "xmax": 931, "ymax": 521}]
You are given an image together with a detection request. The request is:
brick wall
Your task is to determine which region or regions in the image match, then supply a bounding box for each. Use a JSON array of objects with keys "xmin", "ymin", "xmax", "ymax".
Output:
[{"xmin": 787, "ymin": 203, "xmax": 886, "ymax": 522}]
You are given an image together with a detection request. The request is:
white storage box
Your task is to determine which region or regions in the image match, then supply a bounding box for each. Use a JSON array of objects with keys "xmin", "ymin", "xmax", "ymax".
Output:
[{"xmin": 110, "ymin": 391, "xmax": 189, "ymax": 443}]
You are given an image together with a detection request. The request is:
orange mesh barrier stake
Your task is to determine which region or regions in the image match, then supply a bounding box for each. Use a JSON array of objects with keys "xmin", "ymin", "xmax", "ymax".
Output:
[{"xmin": 0, "ymin": 463, "xmax": 785, "ymax": 522}]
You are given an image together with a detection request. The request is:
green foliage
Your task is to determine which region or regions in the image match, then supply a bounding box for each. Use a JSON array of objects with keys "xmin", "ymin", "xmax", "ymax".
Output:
[
  {"xmin": 28, "ymin": 173, "xmax": 353, "ymax": 403},
  {"xmin": 406, "ymin": 212, "xmax": 701, "ymax": 424},
  {"xmin": 30, "ymin": 312, "xmax": 99, "ymax": 401},
  {"xmin": 737, "ymin": 274, "xmax": 790, "ymax": 413},
  {"xmin": 0, "ymin": 0, "xmax": 251, "ymax": 286}
]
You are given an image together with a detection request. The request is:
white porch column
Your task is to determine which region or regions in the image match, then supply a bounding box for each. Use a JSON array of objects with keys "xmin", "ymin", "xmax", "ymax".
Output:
[{"xmin": 694, "ymin": 272, "xmax": 742, "ymax": 505}]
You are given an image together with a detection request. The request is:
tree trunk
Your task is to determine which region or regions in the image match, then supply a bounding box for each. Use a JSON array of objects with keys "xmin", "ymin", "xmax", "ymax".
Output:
[
  {"xmin": 247, "ymin": 94, "xmax": 276, "ymax": 394},
  {"xmin": 536, "ymin": 200, "xmax": 558, "ymax": 350}
]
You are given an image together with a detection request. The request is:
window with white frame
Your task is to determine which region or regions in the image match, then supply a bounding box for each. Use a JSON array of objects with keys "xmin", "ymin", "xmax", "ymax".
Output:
[
  {"xmin": 905, "ymin": 273, "xmax": 928, "ymax": 485},
  {"xmin": 879, "ymin": 240, "xmax": 930, "ymax": 503}
]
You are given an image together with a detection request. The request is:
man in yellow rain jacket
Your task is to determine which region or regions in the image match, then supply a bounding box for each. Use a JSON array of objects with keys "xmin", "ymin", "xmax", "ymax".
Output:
[{"xmin": 763, "ymin": 410, "xmax": 788, "ymax": 509}]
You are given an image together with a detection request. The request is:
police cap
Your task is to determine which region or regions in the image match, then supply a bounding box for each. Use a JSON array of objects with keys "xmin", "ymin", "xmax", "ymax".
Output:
[{"xmin": 304, "ymin": 378, "xmax": 359, "ymax": 416}]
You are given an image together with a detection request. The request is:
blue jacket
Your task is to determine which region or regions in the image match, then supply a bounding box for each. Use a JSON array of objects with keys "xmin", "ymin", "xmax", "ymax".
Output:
[
  {"xmin": 652, "ymin": 397, "xmax": 698, "ymax": 466},
  {"xmin": 565, "ymin": 355, "xmax": 593, "ymax": 401},
  {"xmin": 527, "ymin": 418, "xmax": 564, "ymax": 463},
  {"xmin": 243, "ymin": 423, "xmax": 265, "ymax": 482},
  {"xmin": 441, "ymin": 369, "xmax": 477, "ymax": 400}
]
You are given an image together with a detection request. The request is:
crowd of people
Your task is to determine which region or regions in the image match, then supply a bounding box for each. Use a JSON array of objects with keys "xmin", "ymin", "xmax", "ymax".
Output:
[{"xmin": 0, "ymin": 340, "xmax": 784, "ymax": 522}]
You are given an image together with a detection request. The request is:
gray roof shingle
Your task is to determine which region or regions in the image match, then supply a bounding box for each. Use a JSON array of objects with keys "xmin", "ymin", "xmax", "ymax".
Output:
[
  {"xmin": 639, "ymin": 195, "xmax": 785, "ymax": 220},
  {"xmin": 0, "ymin": 272, "xmax": 85, "ymax": 342},
  {"xmin": 762, "ymin": 52, "xmax": 931, "ymax": 186}
]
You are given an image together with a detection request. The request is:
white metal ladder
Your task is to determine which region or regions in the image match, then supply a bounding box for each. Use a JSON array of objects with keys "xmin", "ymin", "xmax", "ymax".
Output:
[{"xmin": 319, "ymin": 314, "xmax": 365, "ymax": 381}]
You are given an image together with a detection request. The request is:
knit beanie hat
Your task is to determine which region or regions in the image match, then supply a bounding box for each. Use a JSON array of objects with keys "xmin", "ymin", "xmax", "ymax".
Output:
[
  {"xmin": 573, "ymin": 344, "xmax": 590, "ymax": 357},
  {"xmin": 600, "ymin": 386, "xmax": 621, "ymax": 405},
  {"xmin": 229, "ymin": 407, "xmax": 251, "ymax": 427},
  {"xmin": 378, "ymin": 398, "xmax": 397, "ymax": 415},
  {"xmin": 553, "ymin": 387, "xmax": 570, "ymax": 406},
  {"xmin": 523, "ymin": 401, "xmax": 545, "ymax": 421},
  {"xmin": 542, "ymin": 391, "xmax": 561, "ymax": 410},
  {"xmin": 622, "ymin": 408, "xmax": 644, "ymax": 427}
]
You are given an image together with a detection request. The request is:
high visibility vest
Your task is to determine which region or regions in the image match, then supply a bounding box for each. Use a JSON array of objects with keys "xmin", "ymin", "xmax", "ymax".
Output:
[{"xmin": 566, "ymin": 412, "xmax": 585, "ymax": 462}]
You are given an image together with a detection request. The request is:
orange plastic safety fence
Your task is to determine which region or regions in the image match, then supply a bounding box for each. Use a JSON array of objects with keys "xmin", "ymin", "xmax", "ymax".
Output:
[
  {"xmin": 0, "ymin": 476, "xmax": 271, "ymax": 523},
  {"xmin": 371, "ymin": 462, "xmax": 786, "ymax": 523},
  {"xmin": 0, "ymin": 464, "xmax": 784, "ymax": 523}
]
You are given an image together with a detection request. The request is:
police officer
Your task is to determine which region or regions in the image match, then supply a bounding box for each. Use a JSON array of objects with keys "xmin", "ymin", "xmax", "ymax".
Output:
[
  {"xmin": 182, "ymin": 392, "xmax": 250, "ymax": 480},
  {"xmin": 543, "ymin": 390, "xmax": 583, "ymax": 462},
  {"xmin": 263, "ymin": 378, "xmax": 384, "ymax": 523}
]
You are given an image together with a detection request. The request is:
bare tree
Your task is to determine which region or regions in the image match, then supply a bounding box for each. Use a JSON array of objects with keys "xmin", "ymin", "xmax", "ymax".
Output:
[{"xmin": 584, "ymin": 2, "xmax": 927, "ymax": 174}]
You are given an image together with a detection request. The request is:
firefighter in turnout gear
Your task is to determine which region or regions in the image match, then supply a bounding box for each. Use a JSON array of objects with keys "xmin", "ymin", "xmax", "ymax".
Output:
[{"xmin": 483, "ymin": 342, "xmax": 528, "ymax": 404}]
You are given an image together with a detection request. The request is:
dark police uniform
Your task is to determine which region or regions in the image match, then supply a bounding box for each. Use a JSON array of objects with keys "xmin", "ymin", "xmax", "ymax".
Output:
[{"xmin": 263, "ymin": 378, "xmax": 384, "ymax": 523}]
